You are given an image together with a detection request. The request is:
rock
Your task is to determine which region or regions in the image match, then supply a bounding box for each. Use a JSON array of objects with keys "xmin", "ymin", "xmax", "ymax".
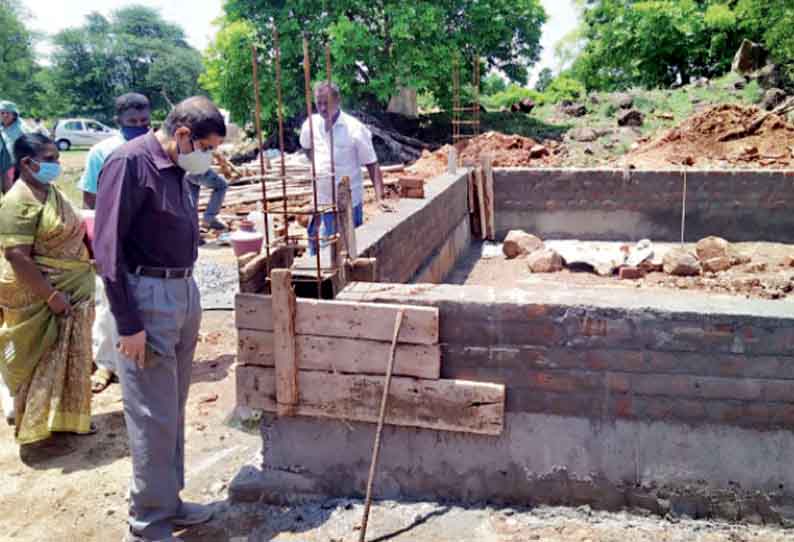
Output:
[
  {"xmin": 527, "ymin": 248, "xmax": 563, "ymax": 273},
  {"xmin": 702, "ymin": 256, "xmax": 732, "ymax": 273},
  {"xmin": 749, "ymin": 64, "xmax": 783, "ymax": 89},
  {"xmin": 503, "ymin": 230, "xmax": 544, "ymax": 259},
  {"xmin": 569, "ymin": 127, "xmax": 600, "ymax": 142},
  {"xmin": 618, "ymin": 109, "xmax": 644, "ymax": 127},
  {"xmin": 626, "ymin": 239, "xmax": 653, "ymax": 267},
  {"xmin": 783, "ymin": 255, "xmax": 794, "ymax": 268},
  {"xmin": 517, "ymin": 98, "xmax": 535, "ymax": 113},
  {"xmin": 732, "ymin": 39, "xmax": 767, "ymax": 74},
  {"xmin": 761, "ymin": 88, "xmax": 787, "ymax": 111},
  {"xmin": 562, "ymin": 102, "xmax": 587, "ymax": 117},
  {"xmin": 619, "ymin": 266, "xmax": 645, "ymax": 280},
  {"xmin": 733, "ymin": 79, "xmax": 747, "ymax": 90},
  {"xmin": 529, "ymin": 144, "xmax": 549, "ymax": 158},
  {"xmin": 695, "ymin": 236, "xmax": 730, "ymax": 260},
  {"xmin": 614, "ymin": 93, "xmax": 634, "ymax": 109},
  {"xmin": 663, "ymin": 248, "xmax": 701, "ymax": 276},
  {"xmin": 583, "ymin": 146, "xmax": 594, "ymax": 155}
]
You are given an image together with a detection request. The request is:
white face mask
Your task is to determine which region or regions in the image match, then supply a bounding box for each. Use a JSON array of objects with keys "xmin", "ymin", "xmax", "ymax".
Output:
[{"xmin": 177, "ymin": 139, "xmax": 213, "ymax": 175}]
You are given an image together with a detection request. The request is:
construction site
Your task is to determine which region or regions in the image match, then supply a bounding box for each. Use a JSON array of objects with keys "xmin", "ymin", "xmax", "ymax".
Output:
[{"xmin": 4, "ymin": 23, "xmax": 794, "ymax": 542}]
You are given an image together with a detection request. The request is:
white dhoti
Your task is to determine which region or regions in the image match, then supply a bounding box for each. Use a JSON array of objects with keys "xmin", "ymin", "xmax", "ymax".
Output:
[{"xmin": 93, "ymin": 276, "xmax": 119, "ymax": 373}]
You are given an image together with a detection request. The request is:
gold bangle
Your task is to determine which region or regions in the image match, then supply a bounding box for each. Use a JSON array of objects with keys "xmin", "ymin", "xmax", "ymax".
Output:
[{"xmin": 47, "ymin": 290, "xmax": 59, "ymax": 304}]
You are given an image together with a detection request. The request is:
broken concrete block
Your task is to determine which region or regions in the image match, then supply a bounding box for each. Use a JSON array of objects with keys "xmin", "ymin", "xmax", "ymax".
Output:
[
  {"xmin": 527, "ymin": 248, "xmax": 563, "ymax": 273},
  {"xmin": 618, "ymin": 109, "xmax": 644, "ymax": 127},
  {"xmin": 663, "ymin": 248, "xmax": 701, "ymax": 276},
  {"xmin": 702, "ymin": 256, "xmax": 733, "ymax": 273},
  {"xmin": 503, "ymin": 230, "xmax": 543, "ymax": 259},
  {"xmin": 696, "ymin": 236, "xmax": 730, "ymax": 261},
  {"xmin": 619, "ymin": 266, "xmax": 645, "ymax": 280}
]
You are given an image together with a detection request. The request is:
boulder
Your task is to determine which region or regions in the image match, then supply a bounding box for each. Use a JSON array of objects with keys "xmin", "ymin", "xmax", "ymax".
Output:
[
  {"xmin": 527, "ymin": 248, "xmax": 563, "ymax": 273},
  {"xmin": 615, "ymin": 93, "xmax": 634, "ymax": 109},
  {"xmin": 618, "ymin": 109, "xmax": 644, "ymax": 127},
  {"xmin": 568, "ymin": 127, "xmax": 600, "ymax": 142},
  {"xmin": 518, "ymin": 98, "xmax": 535, "ymax": 113},
  {"xmin": 761, "ymin": 88, "xmax": 787, "ymax": 111},
  {"xmin": 562, "ymin": 102, "xmax": 587, "ymax": 117},
  {"xmin": 702, "ymin": 256, "xmax": 733, "ymax": 273},
  {"xmin": 529, "ymin": 144, "xmax": 549, "ymax": 158},
  {"xmin": 695, "ymin": 236, "xmax": 730, "ymax": 261},
  {"xmin": 732, "ymin": 39, "xmax": 767, "ymax": 74},
  {"xmin": 663, "ymin": 248, "xmax": 701, "ymax": 276},
  {"xmin": 749, "ymin": 64, "xmax": 783, "ymax": 89},
  {"xmin": 503, "ymin": 230, "xmax": 543, "ymax": 259}
]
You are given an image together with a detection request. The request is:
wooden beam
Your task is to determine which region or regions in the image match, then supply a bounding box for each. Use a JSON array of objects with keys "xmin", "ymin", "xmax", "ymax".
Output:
[
  {"xmin": 271, "ymin": 270, "xmax": 298, "ymax": 416},
  {"xmin": 237, "ymin": 329, "xmax": 441, "ymax": 379},
  {"xmin": 235, "ymin": 294, "xmax": 439, "ymax": 345},
  {"xmin": 481, "ymin": 154, "xmax": 495, "ymax": 240},
  {"xmin": 236, "ymin": 365, "xmax": 505, "ymax": 435},
  {"xmin": 474, "ymin": 166, "xmax": 488, "ymax": 241},
  {"xmin": 347, "ymin": 258, "xmax": 378, "ymax": 282},
  {"xmin": 447, "ymin": 147, "xmax": 458, "ymax": 174},
  {"xmin": 338, "ymin": 176, "xmax": 357, "ymax": 259}
]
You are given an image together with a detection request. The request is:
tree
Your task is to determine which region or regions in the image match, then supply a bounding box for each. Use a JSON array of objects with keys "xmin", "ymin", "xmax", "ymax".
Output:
[
  {"xmin": 0, "ymin": 0, "xmax": 38, "ymax": 107},
  {"xmin": 49, "ymin": 5, "xmax": 204, "ymax": 122},
  {"xmin": 203, "ymin": 0, "xmax": 547, "ymax": 126},
  {"xmin": 481, "ymin": 73, "xmax": 508, "ymax": 96},
  {"xmin": 568, "ymin": 0, "xmax": 749, "ymax": 91},
  {"xmin": 534, "ymin": 68, "xmax": 554, "ymax": 92},
  {"xmin": 735, "ymin": 0, "xmax": 794, "ymax": 88}
]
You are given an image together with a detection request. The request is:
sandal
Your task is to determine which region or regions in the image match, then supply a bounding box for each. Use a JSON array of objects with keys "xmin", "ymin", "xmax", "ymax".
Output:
[
  {"xmin": 70, "ymin": 422, "xmax": 98, "ymax": 437},
  {"xmin": 91, "ymin": 367, "xmax": 115, "ymax": 393}
]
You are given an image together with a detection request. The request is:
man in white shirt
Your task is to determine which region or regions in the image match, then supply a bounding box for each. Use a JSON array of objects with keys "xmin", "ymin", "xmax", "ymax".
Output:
[{"xmin": 299, "ymin": 82, "xmax": 389, "ymax": 254}]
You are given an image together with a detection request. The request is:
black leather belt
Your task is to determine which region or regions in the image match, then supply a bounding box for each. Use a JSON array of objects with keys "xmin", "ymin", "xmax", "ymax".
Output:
[{"xmin": 134, "ymin": 266, "xmax": 193, "ymax": 279}]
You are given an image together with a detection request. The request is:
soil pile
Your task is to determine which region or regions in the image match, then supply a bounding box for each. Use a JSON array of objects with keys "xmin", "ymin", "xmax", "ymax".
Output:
[
  {"xmin": 406, "ymin": 131, "xmax": 561, "ymax": 179},
  {"xmin": 618, "ymin": 104, "xmax": 794, "ymax": 169}
]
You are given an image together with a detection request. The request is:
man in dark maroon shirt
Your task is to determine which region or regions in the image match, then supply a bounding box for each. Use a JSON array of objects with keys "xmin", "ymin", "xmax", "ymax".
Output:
[{"xmin": 95, "ymin": 96, "xmax": 225, "ymax": 542}]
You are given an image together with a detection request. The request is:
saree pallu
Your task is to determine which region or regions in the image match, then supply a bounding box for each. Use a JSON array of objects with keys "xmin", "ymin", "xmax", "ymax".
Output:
[{"xmin": 0, "ymin": 184, "xmax": 95, "ymax": 444}]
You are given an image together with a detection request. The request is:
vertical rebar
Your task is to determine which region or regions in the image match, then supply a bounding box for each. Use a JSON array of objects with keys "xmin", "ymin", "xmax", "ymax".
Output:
[
  {"xmin": 325, "ymin": 43, "xmax": 338, "ymax": 267},
  {"xmin": 303, "ymin": 35, "xmax": 323, "ymax": 298},
  {"xmin": 251, "ymin": 43, "xmax": 271, "ymax": 263},
  {"xmin": 274, "ymin": 27, "xmax": 288, "ymax": 239},
  {"xmin": 473, "ymin": 53, "xmax": 481, "ymax": 137}
]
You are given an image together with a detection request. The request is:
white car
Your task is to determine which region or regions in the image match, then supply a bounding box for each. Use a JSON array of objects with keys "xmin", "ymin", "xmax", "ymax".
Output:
[{"xmin": 53, "ymin": 118, "xmax": 118, "ymax": 150}]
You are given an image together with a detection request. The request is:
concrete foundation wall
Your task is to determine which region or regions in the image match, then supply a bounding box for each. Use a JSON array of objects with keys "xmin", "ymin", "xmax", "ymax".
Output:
[
  {"xmin": 356, "ymin": 170, "xmax": 470, "ymax": 283},
  {"xmin": 495, "ymin": 168, "xmax": 794, "ymax": 243}
]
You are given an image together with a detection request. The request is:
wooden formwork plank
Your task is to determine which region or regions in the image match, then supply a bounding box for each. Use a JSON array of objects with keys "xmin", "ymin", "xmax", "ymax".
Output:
[
  {"xmin": 347, "ymin": 258, "xmax": 378, "ymax": 282},
  {"xmin": 339, "ymin": 176, "xmax": 358, "ymax": 259},
  {"xmin": 271, "ymin": 270, "xmax": 298, "ymax": 416},
  {"xmin": 236, "ymin": 365, "xmax": 505, "ymax": 435},
  {"xmin": 481, "ymin": 155, "xmax": 495, "ymax": 240},
  {"xmin": 474, "ymin": 167, "xmax": 488, "ymax": 241},
  {"xmin": 237, "ymin": 329, "xmax": 441, "ymax": 380},
  {"xmin": 235, "ymin": 294, "xmax": 439, "ymax": 345}
]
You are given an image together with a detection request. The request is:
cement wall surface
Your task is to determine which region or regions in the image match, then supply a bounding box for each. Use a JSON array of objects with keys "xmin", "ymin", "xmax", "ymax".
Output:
[
  {"xmin": 494, "ymin": 168, "xmax": 794, "ymax": 243},
  {"xmin": 231, "ymin": 413, "xmax": 792, "ymax": 522},
  {"xmin": 357, "ymin": 170, "xmax": 470, "ymax": 283}
]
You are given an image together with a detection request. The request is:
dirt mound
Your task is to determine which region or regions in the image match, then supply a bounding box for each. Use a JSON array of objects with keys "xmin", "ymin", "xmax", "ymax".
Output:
[
  {"xmin": 406, "ymin": 131, "xmax": 561, "ymax": 179},
  {"xmin": 617, "ymin": 104, "xmax": 794, "ymax": 169}
]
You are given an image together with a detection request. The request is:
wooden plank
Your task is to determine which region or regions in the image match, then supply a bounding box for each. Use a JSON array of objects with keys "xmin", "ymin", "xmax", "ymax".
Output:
[
  {"xmin": 235, "ymin": 295, "xmax": 439, "ymax": 345},
  {"xmin": 339, "ymin": 176, "xmax": 358, "ymax": 259},
  {"xmin": 236, "ymin": 366, "xmax": 504, "ymax": 435},
  {"xmin": 447, "ymin": 147, "xmax": 458, "ymax": 174},
  {"xmin": 481, "ymin": 155, "xmax": 495, "ymax": 241},
  {"xmin": 474, "ymin": 166, "xmax": 488, "ymax": 241},
  {"xmin": 347, "ymin": 258, "xmax": 378, "ymax": 282},
  {"xmin": 237, "ymin": 329, "xmax": 441, "ymax": 379},
  {"xmin": 271, "ymin": 270, "xmax": 298, "ymax": 416}
]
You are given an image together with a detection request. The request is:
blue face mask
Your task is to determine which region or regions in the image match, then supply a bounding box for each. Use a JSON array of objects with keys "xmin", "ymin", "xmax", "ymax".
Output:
[
  {"xmin": 31, "ymin": 161, "xmax": 62, "ymax": 184},
  {"xmin": 121, "ymin": 126, "xmax": 149, "ymax": 141}
]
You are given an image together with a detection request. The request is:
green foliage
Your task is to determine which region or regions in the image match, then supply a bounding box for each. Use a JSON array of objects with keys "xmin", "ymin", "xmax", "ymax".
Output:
[
  {"xmin": 481, "ymin": 84, "xmax": 541, "ymax": 110},
  {"xmin": 735, "ymin": 0, "xmax": 794, "ymax": 88},
  {"xmin": 0, "ymin": 0, "xmax": 38, "ymax": 108},
  {"xmin": 481, "ymin": 73, "xmax": 508, "ymax": 96},
  {"xmin": 206, "ymin": 0, "xmax": 547, "ymax": 130},
  {"xmin": 535, "ymin": 68, "xmax": 554, "ymax": 92},
  {"xmin": 47, "ymin": 5, "xmax": 204, "ymax": 123},
  {"xmin": 543, "ymin": 76, "xmax": 586, "ymax": 103},
  {"xmin": 569, "ymin": 0, "xmax": 746, "ymax": 91}
]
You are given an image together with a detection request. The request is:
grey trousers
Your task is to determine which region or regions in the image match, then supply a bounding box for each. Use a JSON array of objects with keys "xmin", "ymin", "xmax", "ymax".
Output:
[{"xmin": 117, "ymin": 273, "xmax": 201, "ymax": 539}]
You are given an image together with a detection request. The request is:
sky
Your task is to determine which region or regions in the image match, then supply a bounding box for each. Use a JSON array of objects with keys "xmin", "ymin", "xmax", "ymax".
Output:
[{"xmin": 26, "ymin": 0, "xmax": 579, "ymax": 81}]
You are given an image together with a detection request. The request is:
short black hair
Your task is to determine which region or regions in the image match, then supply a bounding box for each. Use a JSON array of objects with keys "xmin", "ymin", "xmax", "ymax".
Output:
[
  {"xmin": 115, "ymin": 93, "xmax": 151, "ymax": 116},
  {"xmin": 163, "ymin": 96, "xmax": 226, "ymax": 139},
  {"xmin": 13, "ymin": 133, "xmax": 55, "ymax": 180}
]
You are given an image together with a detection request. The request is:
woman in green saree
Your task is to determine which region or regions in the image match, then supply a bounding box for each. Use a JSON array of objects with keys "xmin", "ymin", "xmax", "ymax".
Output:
[{"xmin": 0, "ymin": 133, "xmax": 95, "ymax": 447}]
